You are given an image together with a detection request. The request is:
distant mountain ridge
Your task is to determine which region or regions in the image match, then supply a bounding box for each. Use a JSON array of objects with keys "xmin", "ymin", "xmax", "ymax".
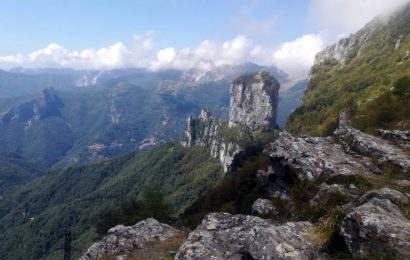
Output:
[{"xmin": 0, "ymin": 63, "xmax": 304, "ymax": 168}]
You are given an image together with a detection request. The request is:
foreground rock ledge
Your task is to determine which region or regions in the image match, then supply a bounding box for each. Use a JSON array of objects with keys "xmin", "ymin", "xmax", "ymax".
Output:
[
  {"xmin": 341, "ymin": 197, "xmax": 410, "ymax": 259},
  {"xmin": 176, "ymin": 212, "xmax": 325, "ymax": 260},
  {"xmin": 80, "ymin": 218, "xmax": 184, "ymax": 260}
]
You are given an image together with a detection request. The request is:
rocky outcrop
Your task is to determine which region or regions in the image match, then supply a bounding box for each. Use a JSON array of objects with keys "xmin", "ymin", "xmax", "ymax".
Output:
[
  {"xmin": 181, "ymin": 108, "xmax": 219, "ymax": 148},
  {"xmin": 356, "ymin": 187, "xmax": 409, "ymax": 206},
  {"xmin": 176, "ymin": 212, "xmax": 325, "ymax": 260},
  {"xmin": 181, "ymin": 71, "xmax": 280, "ymax": 173},
  {"xmin": 341, "ymin": 197, "xmax": 410, "ymax": 259},
  {"xmin": 265, "ymin": 110, "xmax": 410, "ymax": 186},
  {"xmin": 229, "ymin": 71, "xmax": 280, "ymax": 131},
  {"xmin": 309, "ymin": 184, "xmax": 349, "ymax": 207},
  {"xmin": 265, "ymin": 132, "xmax": 369, "ymax": 181},
  {"xmin": 0, "ymin": 87, "xmax": 62, "ymax": 124},
  {"xmin": 180, "ymin": 108, "xmax": 244, "ymax": 173},
  {"xmin": 80, "ymin": 218, "xmax": 184, "ymax": 260},
  {"xmin": 252, "ymin": 198, "xmax": 277, "ymax": 216},
  {"xmin": 335, "ymin": 120, "xmax": 410, "ymax": 173},
  {"xmin": 378, "ymin": 129, "xmax": 410, "ymax": 142}
]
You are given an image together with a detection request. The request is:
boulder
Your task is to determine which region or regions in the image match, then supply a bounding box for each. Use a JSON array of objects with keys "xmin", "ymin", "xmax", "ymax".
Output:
[
  {"xmin": 357, "ymin": 187, "xmax": 408, "ymax": 206},
  {"xmin": 335, "ymin": 123, "xmax": 410, "ymax": 173},
  {"xmin": 80, "ymin": 218, "xmax": 184, "ymax": 260},
  {"xmin": 176, "ymin": 212, "xmax": 325, "ymax": 260},
  {"xmin": 252, "ymin": 198, "xmax": 277, "ymax": 216},
  {"xmin": 265, "ymin": 132, "xmax": 368, "ymax": 181},
  {"xmin": 229, "ymin": 71, "xmax": 280, "ymax": 131},
  {"xmin": 394, "ymin": 179, "xmax": 410, "ymax": 187},
  {"xmin": 309, "ymin": 184, "xmax": 348, "ymax": 207},
  {"xmin": 341, "ymin": 198, "xmax": 410, "ymax": 259},
  {"xmin": 377, "ymin": 129, "xmax": 409, "ymax": 143}
]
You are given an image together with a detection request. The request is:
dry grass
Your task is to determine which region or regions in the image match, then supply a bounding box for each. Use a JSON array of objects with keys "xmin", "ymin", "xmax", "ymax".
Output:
[{"xmin": 310, "ymin": 207, "xmax": 345, "ymax": 247}]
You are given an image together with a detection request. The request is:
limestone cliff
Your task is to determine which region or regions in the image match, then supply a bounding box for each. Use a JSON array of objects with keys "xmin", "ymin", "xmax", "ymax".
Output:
[
  {"xmin": 181, "ymin": 108, "xmax": 243, "ymax": 173},
  {"xmin": 229, "ymin": 70, "xmax": 279, "ymax": 131},
  {"xmin": 181, "ymin": 71, "xmax": 280, "ymax": 173}
]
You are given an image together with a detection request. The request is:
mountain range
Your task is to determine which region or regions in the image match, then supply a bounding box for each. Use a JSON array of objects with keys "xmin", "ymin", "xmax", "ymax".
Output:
[
  {"xmin": 0, "ymin": 63, "xmax": 303, "ymax": 169},
  {"xmin": 0, "ymin": 3, "xmax": 409, "ymax": 260}
]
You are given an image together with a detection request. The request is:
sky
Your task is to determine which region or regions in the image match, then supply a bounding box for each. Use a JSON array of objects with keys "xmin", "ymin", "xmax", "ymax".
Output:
[{"xmin": 0, "ymin": 0, "xmax": 409, "ymax": 77}]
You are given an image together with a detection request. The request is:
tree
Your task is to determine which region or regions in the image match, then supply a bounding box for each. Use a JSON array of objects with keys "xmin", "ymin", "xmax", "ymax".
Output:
[{"xmin": 140, "ymin": 185, "xmax": 172, "ymax": 222}]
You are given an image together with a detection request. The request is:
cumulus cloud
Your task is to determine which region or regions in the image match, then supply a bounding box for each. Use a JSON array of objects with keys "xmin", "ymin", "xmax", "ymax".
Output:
[
  {"xmin": 310, "ymin": 0, "xmax": 410, "ymax": 33},
  {"xmin": 0, "ymin": 31, "xmax": 155, "ymax": 70},
  {"xmin": 0, "ymin": 32, "xmax": 324, "ymax": 78},
  {"xmin": 150, "ymin": 36, "xmax": 266, "ymax": 70},
  {"xmin": 273, "ymin": 34, "xmax": 324, "ymax": 78},
  {"xmin": 0, "ymin": 34, "xmax": 273, "ymax": 72}
]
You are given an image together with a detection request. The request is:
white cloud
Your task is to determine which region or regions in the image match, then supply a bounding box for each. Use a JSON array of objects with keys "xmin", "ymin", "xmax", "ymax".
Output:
[
  {"xmin": 273, "ymin": 34, "xmax": 324, "ymax": 78},
  {"xmin": 0, "ymin": 32, "xmax": 325, "ymax": 78},
  {"xmin": 149, "ymin": 35, "xmax": 268, "ymax": 71},
  {"xmin": 0, "ymin": 32, "xmax": 156, "ymax": 70},
  {"xmin": 310, "ymin": 0, "xmax": 410, "ymax": 34}
]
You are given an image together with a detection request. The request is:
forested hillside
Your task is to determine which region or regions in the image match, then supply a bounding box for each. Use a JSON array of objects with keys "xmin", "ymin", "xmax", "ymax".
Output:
[{"xmin": 0, "ymin": 143, "xmax": 222, "ymax": 259}]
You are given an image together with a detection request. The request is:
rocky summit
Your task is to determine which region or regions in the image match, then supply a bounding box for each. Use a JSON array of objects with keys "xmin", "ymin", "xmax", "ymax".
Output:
[
  {"xmin": 176, "ymin": 213, "xmax": 324, "ymax": 260},
  {"xmin": 229, "ymin": 70, "xmax": 280, "ymax": 131}
]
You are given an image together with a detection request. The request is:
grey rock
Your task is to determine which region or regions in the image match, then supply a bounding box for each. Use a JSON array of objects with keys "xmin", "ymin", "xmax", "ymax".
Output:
[
  {"xmin": 265, "ymin": 131, "xmax": 367, "ymax": 181},
  {"xmin": 256, "ymin": 166, "xmax": 289, "ymax": 198},
  {"xmin": 180, "ymin": 108, "xmax": 243, "ymax": 173},
  {"xmin": 229, "ymin": 71, "xmax": 280, "ymax": 131},
  {"xmin": 218, "ymin": 141, "xmax": 244, "ymax": 173},
  {"xmin": 80, "ymin": 218, "xmax": 182, "ymax": 260},
  {"xmin": 357, "ymin": 187, "xmax": 408, "ymax": 206},
  {"xmin": 394, "ymin": 179, "xmax": 410, "ymax": 187},
  {"xmin": 335, "ymin": 120, "xmax": 410, "ymax": 173},
  {"xmin": 175, "ymin": 212, "xmax": 325, "ymax": 260},
  {"xmin": 378, "ymin": 129, "xmax": 410, "ymax": 142},
  {"xmin": 252, "ymin": 198, "xmax": 277, "ymax": 216},
  {"xmin": 341, "ymin": 198, "xmax": 410, "ymax": 259},
  {"xmin": 315, "ymin": 27, "xmax": 374, "ymax": 65},
  {"xmin": 309, "ymin": 184, "xmax": 347, "ymax": 207},
  {"xmin": 181, "ymin": 108, "xmax": 220, "ymax": 149}
]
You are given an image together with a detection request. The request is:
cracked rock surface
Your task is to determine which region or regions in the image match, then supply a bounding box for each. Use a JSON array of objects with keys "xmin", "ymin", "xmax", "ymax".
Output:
[{"xmin": 176, "ymin": 212, "xmax": 325, "ymax": 260}]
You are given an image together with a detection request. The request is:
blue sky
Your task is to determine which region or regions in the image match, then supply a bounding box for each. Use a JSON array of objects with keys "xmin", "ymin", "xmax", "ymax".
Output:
[
  {"xmin": 0, "ymin": 0, "xmax": 408, "ymax": 77},
  {"xmin": 0, "ymin": 0, "xmax": 312, "ymax": 53}
]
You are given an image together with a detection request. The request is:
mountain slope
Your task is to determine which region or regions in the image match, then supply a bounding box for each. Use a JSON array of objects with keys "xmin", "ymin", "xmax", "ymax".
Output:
[
  {"xmin": 0, "ymin": 63, "xmax": 298, "ymax": 168},
  {"xmin": 287, "ymin": 3, "xmax": 410, "ymax": 136},
  {"xmin": 0, "ymin": 153, "xmax": 42, "ymax": 195},
  {"xmin": 0, "ymin": 143, "xmax": 222, "ymax": 260},
  {"xmin": 0, "ymin": 85, "xmax": 200, "ymax": 168}
]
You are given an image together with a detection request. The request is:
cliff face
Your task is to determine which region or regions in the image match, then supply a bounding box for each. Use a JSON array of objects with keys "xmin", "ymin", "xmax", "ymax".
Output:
[
  {"xmin": 0, "ymin": 87, "xmax": 63, "ymax": 124},
  {"xmin": 181, "ymin": 71, "xmax": 280, "ymax": 173},
  {"xmin": 181, "ymin": 108, "xmax": 243, "ymax": 173},
  {"xmin": 229, "ymin": 71, "xmax": 280, "ymax": 131}
]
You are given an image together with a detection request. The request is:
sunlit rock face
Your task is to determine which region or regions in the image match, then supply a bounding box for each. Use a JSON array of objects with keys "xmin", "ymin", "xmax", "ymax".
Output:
[{"xmin": 229, "ymin": 70, "xmax": 280, "ymax": 131}]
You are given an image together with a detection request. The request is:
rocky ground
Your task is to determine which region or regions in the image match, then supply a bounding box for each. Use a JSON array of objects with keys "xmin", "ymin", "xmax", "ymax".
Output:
[
  {"xmin": 81, "ymin": 116, "xmax": 410, "ymax": 259},
  {"xmin": 81, "ymin": 71, "xmax": 410, "ymax": 259}
]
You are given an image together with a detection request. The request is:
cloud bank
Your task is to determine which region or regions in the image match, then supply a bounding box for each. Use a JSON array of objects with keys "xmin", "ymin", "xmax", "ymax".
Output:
[
  {"xmin": 2, "ymin": 0, "xmax": 408, "ymax": 77},
  {"xmin": 310, "ymin": 0, "xmax": 410, "ymax": 33},
  {"xmin": 0, "ymin": 33, "xmax": 323, "ymax": 78}
]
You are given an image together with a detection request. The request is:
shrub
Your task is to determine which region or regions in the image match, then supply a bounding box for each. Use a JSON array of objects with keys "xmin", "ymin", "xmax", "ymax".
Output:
[
  {"xmin": 93, "ymin": 186, "xmax": 172, "ymax": 237},
  {"xmin": 393, "ymin": 75, "xmax": 410, "ymax": 97}
]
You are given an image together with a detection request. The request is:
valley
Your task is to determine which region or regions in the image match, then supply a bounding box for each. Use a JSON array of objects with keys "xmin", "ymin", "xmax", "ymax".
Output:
[{"xmin": 0, "ymin": 1, "xmax": 409, "ymax": 260}]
